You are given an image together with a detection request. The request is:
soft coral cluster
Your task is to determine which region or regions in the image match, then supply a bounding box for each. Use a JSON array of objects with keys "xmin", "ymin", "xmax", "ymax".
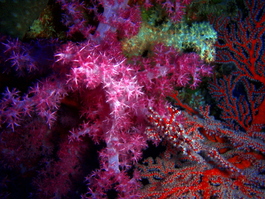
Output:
[
  {"xmin": 0, "ymin": 0, "xmax": 215, "ymax": 198},
  {"xmin": 130, "ymin": 43, "xmax": 212, "ymax": 101},
  {"xmin": 54, "ymin": 31, "xmax": 211, "ymax": 197}
]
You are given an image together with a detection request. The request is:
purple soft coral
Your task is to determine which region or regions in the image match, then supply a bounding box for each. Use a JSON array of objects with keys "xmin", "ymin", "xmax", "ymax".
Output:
[{"xmin": 0, "ymin": 0, "xmax": 212, "ymax": 198}]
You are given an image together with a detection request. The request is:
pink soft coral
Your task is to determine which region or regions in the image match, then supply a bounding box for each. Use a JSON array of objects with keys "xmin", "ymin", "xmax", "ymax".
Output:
[
  {"xmin": 0, "ymin": 1, "xmax": 213, "ymax": 198},
  {"xmin": 131, "ymin": 44, "xmax": 212, "ymax": 97}
]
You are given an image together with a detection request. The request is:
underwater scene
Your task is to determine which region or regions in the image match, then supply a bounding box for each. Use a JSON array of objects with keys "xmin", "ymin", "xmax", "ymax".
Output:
[{"xmin": 0, "ymin": 0, "xmax": 264, "ymax": 198}]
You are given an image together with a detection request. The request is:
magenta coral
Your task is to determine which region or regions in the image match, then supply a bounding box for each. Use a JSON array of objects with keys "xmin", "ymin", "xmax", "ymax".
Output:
[{"xmin": 0, "ymin": 23, "xmax": 212, "ymax": 199}]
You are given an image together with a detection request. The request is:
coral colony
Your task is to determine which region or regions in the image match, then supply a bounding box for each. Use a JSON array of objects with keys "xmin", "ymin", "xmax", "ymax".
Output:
[{"xmin": 0, "ymin": 0, "xmax": 264, "ymax": 198}]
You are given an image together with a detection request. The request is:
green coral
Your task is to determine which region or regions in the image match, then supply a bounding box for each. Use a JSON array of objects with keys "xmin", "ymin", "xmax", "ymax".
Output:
[
  {"xmin": 122, "ymin": 21, "xmax": 217, "ymax": 62},
  {"xmin": 140, "ymin": 4, "xmax": 168, "ymax": 27},
  {"xmin": 165, "ymin": 21, "xmax": 217, "ymax": 62}
]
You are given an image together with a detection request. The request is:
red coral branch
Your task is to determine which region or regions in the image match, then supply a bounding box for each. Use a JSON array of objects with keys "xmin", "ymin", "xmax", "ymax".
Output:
[
  {"xmin": 141, "ymin": 101, "xmax": 265, "ymax": 198},
  {"xmin": 212, "ymin": 0, "xmax": 265, "ymax": 84},
  {"xmin": 209, "ymin": 0, "xmax": 265, "ymax": 134}
]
